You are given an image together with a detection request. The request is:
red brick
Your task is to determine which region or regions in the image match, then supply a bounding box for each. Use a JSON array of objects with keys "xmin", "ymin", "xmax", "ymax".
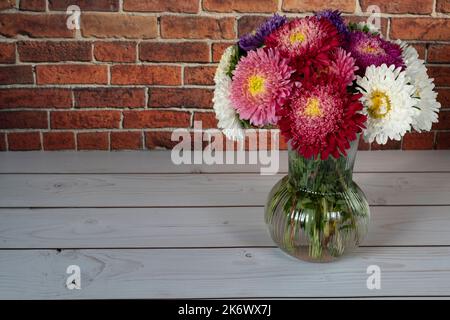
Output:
[
  {"xmin": 123, "ymin": 110, "xmax": 191, "ymax": 128},
  {"xmin": 360, "ymin": 0, "xmax": 432, "ymax": 14},
  {"xmin": 432, "ymin": 111, "xmax": 450, "ymax": 130},
  {"xmin": 149, "ymin": 88, "xmax": 213, "ymax": 109},
  {"xmin": 111, "ymin": 65, "xmax": 181, "ymax": 85},
  {"xmin": 94, "ymin": 41, "xmax": 136, "ymax": 62},
  {"xmin": 49, "ymin": 0, "xmax": 119, "ymax": 11},
  {"xmin": 161, "ymin": 16, "xmax": 235, "ymax": 40},
  {"xmin": 279, "ymin": 135, "xmax": 288, "ymax": 150},
  {"xmin": 203, "ymin": 0, "xmax": 277, "ymax": 13},
  {"xmin": 43, "ymin": 132, "xmax": 75, "ymax": 150},
  {"xmin": 145, "ymin": 131, "xmax": 178, "ymax": 149},
  {"xmin": 238, "ymin": 16, "xmax": 269, "ymax": 37},
  {"xmin": 0, "ymin": 66, "xmax": 33, "ymax": 85},
  {"xmin": 140, "ymin": 42, "xmax": 209, "ymax": 63},
  {"xmin": 184, "ymin": 66, "xmax": 216, "ymax": 85},
  {"xmin": 0, "ymin": 43, "xmax": 15, "ymax": 63},
  {"xmin": 282, "ymin": 0, "xmax": 355, "ymax": 13},
  {"xmin": 428, "ymin": 45, "xmax": 450, "ymax": 63},
  {"xmin": 0, "ymin": 88, "xmax": 72, "ymax": 109},
  {"xmin": 0, "ymin": 0, "xmax": 15, "ymax": 10},
  {"xmin": 18, "ymin": 41, "xmax": 91, "ymax": 62},
  {"xmin": 51, "ymin": 111, "xmax": 121, "ymax": 129},
  {"xmin": 0, "ymin": 14, "xmax": 74, "ymax": 38},
  {"xmin": 81, "ymin": 14, "xmax": 157, "ymax": 39},
  {"xmin": 437, "ymin": 88, "xmax": 450, "ymax": 108},
  {"xmin": 436, "ymin": 132, "xmax": 450, "ymax": 149},
  {"xmin": 358, "ymin": 138, "xmax": 370, "ymax": 151},
  {"xmin": 77, "ymin": 132, "xmax": 109, "ymax": 150},
  {"xmin": 437, "ymin": 0, "xmax": 450, "ymax": 13},
  {"xmin": 111, "ymin": 131, "xmax": 142, "ymax": 150},
  {"xmin": 391, "ymin": 18, "xmax": 450, "ymax": 41},
  {"xmin": 8, "ymin": 132, "xmax": 41, "ymax": 151},
  {"xmin": 0, "ymin": 132, "xmax": 5, "ymax": 151},
  {"xmin": 371, "ymin": 140, "xmax": 401, "ymax": 150},
  {"xmin": 212, "ymin": 42, "xmax": 235, "ymax": 62},
  {"xmin": 427, "ymin": 66, "xmax": 450, "ymax": 87},
  {"xmin": 411, "ymin": 44, "xmax": 426, "ymax": 60},
  {"xmin": 20, "ymin": 0, "xmax": 46, "ymax": 11},
  {"xmin": 402, "ymin": 132, "xmax": 434, "ymax": 150},
  {"xmin": 0, "ymin": 111, "xmax": 47, "ymax": 129},
  {"xmin": 36, "ymin": 65, "xmax": 108, "ymax": 85},
  {"xmin": 193, "ymin": 112, "xmax": 217, "ymax": 129},
  {"xmin": 75, "ymin": 88, "xmax": 145, "ymax": 108},
  {"xmin": 123, "ymin": 0, "xmax": 199, "ymax": 13}
]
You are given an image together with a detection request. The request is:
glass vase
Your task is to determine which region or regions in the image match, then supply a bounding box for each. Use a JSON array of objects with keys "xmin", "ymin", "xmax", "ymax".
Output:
[{"xmin": 265, "ymin": 136, "xmax": 370, "ymax": 262}]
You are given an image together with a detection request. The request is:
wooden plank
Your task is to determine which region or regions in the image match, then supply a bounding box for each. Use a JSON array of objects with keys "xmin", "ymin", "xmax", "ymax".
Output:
[
  {"xmin": 0, "ymin": 173, "xmax": 449, "ymax": 207},
  {"xmin": 0, "ymin": 247, "xmax": 450, "ymax": 299},
  {"xmin": 0, "ymin": 151, "xmax": 449, "ymax": 174},
  {"xmin": 0, "ymin": 206, "xmax": 449, "ymax": 248}
]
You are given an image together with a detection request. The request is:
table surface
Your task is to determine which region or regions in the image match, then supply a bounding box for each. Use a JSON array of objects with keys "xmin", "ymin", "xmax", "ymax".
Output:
[{"xmin": 0, "ymin": 150, "xmax": 449, "ymax": 299}]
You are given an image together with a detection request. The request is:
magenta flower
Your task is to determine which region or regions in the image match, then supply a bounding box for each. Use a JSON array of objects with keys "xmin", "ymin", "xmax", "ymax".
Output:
[
  {"xmin": 230, "ymin": 48, "xmax": 295, "ymax": 126},
  {"xmin": 346, "ymin": 31, "xmax": 404, "ymax": 75}
]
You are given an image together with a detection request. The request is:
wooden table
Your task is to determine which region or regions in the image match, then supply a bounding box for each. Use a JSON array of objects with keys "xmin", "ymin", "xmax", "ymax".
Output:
[{"xmin": 0, "ymin": 151, "xmax": 449, "ymax": 299}]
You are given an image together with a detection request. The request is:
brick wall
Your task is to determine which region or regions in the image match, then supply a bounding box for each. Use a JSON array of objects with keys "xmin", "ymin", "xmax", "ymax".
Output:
[{"xmin": 0, "ymin": 0, "xmax": 449, "ymax": 151}]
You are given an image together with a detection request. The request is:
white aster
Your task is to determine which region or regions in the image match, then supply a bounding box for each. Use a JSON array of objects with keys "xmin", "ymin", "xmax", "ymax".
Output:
[
  {"xmin": 357, "ymin": 64, "xmax": 418, "ymax": 144},
  {"xmin": 213, "ymin": 45, "xmax": 244, "ymax": 141},
  {"xmin": 397, "ymin": 40, "xmax": 440, "ymax": 132}
]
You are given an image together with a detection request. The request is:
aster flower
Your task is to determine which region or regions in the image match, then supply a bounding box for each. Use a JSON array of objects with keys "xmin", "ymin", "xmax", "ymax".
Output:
[
  {"xmin": 397, "ymin": 40, "xmax": 441, "ymax": 132},
  {"xmin": 315, "ymin": 9, "xmax": 349, "ymax": 40},
  {"xmin": 278, "ymin": 84, "xmax": 366, "ymax": 159},
  {"xmin": 265, "ymin": 16, "xmax": 341, "ymax": 76},
  {"xmin": 230, "ymin": 47, "xmax": 295, "ymax": 127},
  {"xmin": 213, "ymin": 45, "xmax": 244, "ymax": 141},
  {"xmin": 239, "ymin": 14, "xmax": 287, "ymax": 52},
  {"xmin": 311, "ymin": 48, "xmax": 358, "ymax": 90},
  {"xmin": 357, "ymin": 64, "xmax": 417, "ymax": 144},
  {"xmin": 347, "ymin": 31, "xmax": 404, "ymax": 75}
]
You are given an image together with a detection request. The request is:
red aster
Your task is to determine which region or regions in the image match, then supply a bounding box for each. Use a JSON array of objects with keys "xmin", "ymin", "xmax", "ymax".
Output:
[
  {"xmin": 278, "ymin": 84, "xmax": 367, "ymax": 160},
  {"xmin": 265, "ymin": 16, "xmax": 341, "ymax": 78}
]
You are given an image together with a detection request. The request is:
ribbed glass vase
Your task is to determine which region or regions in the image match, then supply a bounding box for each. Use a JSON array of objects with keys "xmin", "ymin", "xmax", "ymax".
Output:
[{"xmin": 265, "ymin": 136, "xmax": 370, "ymax": 262}]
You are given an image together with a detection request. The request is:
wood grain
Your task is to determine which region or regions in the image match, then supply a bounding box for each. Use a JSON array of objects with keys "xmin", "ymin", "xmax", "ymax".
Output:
[
  {"xmin": 0, "ymin": 151, "xmax": 449, "ymax": 299},
  {"xmin": 0, "ymin": 206, "xmax": 448, "ymax": 248},
  {"xmin": 1, "ymin": 247, "xmax": 450, "ymax": 299},
  {"xmin": 1, "ymin": 151, "xmax": 449, "ymax": 173},
  {"xmin": 0, "ymin": 173, "xmax": 449, "ymax": 207}
]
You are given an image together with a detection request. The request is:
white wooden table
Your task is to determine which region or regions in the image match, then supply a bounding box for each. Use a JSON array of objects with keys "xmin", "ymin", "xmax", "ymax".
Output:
[{"xmin": 0, "ymin": 151, "xmax": 449, "ymax": 299}]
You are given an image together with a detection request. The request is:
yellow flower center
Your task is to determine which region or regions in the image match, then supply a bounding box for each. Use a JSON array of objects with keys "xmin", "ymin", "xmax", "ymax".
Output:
[
  {"xmin": 248, "ymin": 75, "xmax": 266, "ymax": 96},
  {"xmin": 361, "ymin": 45, "xmax": 384, "ymax": 55},
  {"xmin": 289, "ymin": 32, "xmax": 306, "ymax": 44},
  {"xmin": 303, "ymin": 98, "xmax": 322, "ymax": 118},
  {"xmin": 368, "ymin": 90, "xmax": 391, "ymax": 119}
]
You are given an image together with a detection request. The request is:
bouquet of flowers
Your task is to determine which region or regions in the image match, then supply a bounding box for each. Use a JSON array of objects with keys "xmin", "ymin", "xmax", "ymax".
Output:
[
  {"xmin": 213, "ymin": 10, "xmax": 441, "ymax": 262},
  {"xmin": 213, "ymin": 10, "xmax": 440, "ymax": 157}
]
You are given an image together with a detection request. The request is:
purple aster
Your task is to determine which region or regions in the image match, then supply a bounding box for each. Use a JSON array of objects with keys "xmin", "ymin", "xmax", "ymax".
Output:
[
  {"xmin": 346, "ymin": 31, "xmax": 404, "ymax": 75},
  {"xmin": 315, "ymin": 9, "xmax": 349, "ymax": 39},
  {"xmin": 239, "ymin": 14, "xmax": 287, "ymax": 52}
]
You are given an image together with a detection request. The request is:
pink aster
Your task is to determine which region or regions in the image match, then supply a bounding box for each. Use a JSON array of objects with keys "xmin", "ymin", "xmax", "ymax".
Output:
[
  {"xmin": 265, "ymin": 16, "xmax": 341, "ymax": 77},
  {"xmin": 230, "ymin": 47, "xmax": 295, "ymax": 127},
  {"xmin": 311, "ymin": 48, "xmax": 358, "ymax": 90},
  {"xmin": 278, "ymin": 84, "xmax": 366, "ymax": 159}
]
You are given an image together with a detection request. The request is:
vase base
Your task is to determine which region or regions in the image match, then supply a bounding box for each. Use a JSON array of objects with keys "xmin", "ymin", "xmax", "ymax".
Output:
[{"xmin": 278, "ymin": 245, "xmax": 352, "ymax": 263}]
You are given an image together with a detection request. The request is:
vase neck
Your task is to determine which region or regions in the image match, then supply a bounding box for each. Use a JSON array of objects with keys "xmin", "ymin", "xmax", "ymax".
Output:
[{"xmin": 287, "ymin": 136, "xmax": 360, "ymax": 193}]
